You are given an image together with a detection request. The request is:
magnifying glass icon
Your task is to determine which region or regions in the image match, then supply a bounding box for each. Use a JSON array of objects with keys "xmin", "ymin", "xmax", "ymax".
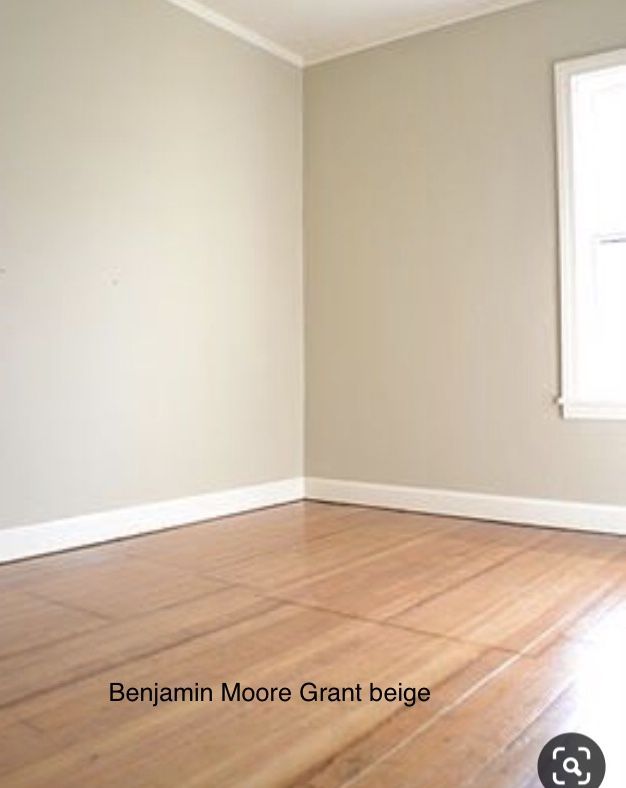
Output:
[{"xmin": 563, "ymin": 757, "xmax": 582, "ymax": 777}]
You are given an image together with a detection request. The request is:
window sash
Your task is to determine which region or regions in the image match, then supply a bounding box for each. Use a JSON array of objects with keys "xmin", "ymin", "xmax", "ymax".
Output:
[{"xmin": 555, "ymin": 49, "xmax": 626, "ymax": 420}]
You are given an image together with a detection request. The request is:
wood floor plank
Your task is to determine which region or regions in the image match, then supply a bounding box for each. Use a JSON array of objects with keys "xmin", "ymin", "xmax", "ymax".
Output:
[
  {"xmin": 117, "ymin": 501, "xmax": 372, "ymax": 571},
  {"xmin": 560, "ymin": 567, "xmax": 626, "ymax": 649},
  {"xmin": 427, "ymin": 518, "xmax": 551, "ymax": 549},
  {"xmin": 531, "ymin": 527, "xmax": 626, "ymax": 560},
  {"xmin": 0, "ymin": 541, "xmax": 136, "ymax": 588},
  {"xmin": 200, "ymin": 512, "xmax": 460, "ymax": 591},
  {"xmin": 0, "ymin": 586, "xmax": 276, "ymax": 708},
  {"xmin": 11, "ymin": 556, "xmax": 226, "ymax": 620},
  {"xmin": 298, "ymin": 647, "xmax": 513, "ymax": 788},
  {"xmin": 6, "ymin": 606, "xmax": 484, "ymax": 787},
  {"xmin": 466, "ymin": 636, "xmax": 626, "ymax": 788},
  {"xmin": 269, "ymin": 534, "xmax": 523, "ymax": 621},
  {"xmin": 344, "ymin": 638, "xmax": 582, "ymax": 787},
  {"xmin": 0, "ymin": 589, "xmax": 107, "ymax": 660},
  {"xmin": 0, "ymin": 719, "xmax": 59, "ymax": 780},
  {"xmin": 390, "ymin": 548, "xmax": 619, "ymax": 652}
]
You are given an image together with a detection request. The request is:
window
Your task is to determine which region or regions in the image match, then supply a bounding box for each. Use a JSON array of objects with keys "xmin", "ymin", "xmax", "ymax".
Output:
[{"xmin": 556, "ymin": 49, "xmax": 626, "ymax": 419}]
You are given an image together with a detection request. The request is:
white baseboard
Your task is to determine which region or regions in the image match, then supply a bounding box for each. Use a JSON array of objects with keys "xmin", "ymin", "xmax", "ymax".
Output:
[
  {"xmin": 4, "ymin": 475, "xmax": 625, "ymax": 563},
  {"xmin": 0, "ymin": 478, "xmax": 304, "ymax": 564},
  {"xmin": 305, "ymin": 478, "xmax": 626, "ymax": 536}
]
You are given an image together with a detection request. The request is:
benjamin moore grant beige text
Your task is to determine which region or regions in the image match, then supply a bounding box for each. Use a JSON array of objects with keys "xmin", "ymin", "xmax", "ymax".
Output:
[
  {"xmin": 0, "ymin": 0, "xmax": 303, "ymax": 529},
  {"xmin": 305, "ymin": 0, "xmax": 626, "ymax": 505}
]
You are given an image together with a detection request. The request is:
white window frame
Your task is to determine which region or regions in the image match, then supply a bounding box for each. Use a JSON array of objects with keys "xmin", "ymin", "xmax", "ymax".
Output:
[{"xmin": 555, "ymin": 48, "xmax": 626, "ymax": 420}]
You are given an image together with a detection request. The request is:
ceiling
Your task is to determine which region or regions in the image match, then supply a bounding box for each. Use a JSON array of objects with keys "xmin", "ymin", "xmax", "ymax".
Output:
[{"xmin": 185, "ymin": 0, "xmax": 544, "ymax": 65}]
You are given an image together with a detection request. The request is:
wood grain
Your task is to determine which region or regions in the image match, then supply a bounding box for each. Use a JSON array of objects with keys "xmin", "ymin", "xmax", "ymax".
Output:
[{"xmin": 1, "ymin": 502, "xmax": 625, "ymax": 786}]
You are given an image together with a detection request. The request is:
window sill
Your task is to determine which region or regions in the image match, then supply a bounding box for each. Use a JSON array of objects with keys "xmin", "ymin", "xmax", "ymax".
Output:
[{"xmin": 560, "ymin": 400, "xmax": 626, "ymax": 421}]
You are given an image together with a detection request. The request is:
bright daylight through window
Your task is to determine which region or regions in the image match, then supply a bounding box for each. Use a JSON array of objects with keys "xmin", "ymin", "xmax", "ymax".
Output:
[{"xmin": 556, "ymin": 49, "xmax": 626, "ymax": 419}]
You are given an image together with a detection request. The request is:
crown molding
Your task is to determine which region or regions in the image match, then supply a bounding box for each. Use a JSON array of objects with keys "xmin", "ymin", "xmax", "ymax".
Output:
[
  {"xmin": 305, "ymin": 0, "xmax": 544, "ymax": 66},
  {"xmin": 163, "ymin": 0, "xmax": 303, "ymax": 67},
  {"xmin": 165, "ymin": 0, "xmax": 545, "ymax": 70}
]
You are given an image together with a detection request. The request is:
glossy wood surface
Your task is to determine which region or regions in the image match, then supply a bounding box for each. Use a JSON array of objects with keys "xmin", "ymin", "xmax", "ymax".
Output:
[{"xmin": 1, "ymin": 502, "xmax": 625, "ymax": 786}]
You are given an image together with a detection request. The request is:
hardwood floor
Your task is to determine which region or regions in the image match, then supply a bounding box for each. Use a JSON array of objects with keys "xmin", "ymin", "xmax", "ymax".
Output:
[{"xmin": 1, "ymin": 501, "xmax": 626, "ymax": 786}]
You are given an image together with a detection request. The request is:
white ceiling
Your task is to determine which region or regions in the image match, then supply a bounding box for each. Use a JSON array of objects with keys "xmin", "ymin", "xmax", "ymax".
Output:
[{"xmin": 182, "ymin": 0, "xmax": 544, "ymax": 65}]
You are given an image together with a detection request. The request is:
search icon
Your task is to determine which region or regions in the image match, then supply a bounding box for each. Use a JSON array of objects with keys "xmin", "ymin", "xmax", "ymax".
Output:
[
  {"xmin": 538, "ymin": 733, "xmax": 605, "ymax": 788},
  {"xmin": 563, "ymin": 757, "xmax": 582, "ymax": 777}
]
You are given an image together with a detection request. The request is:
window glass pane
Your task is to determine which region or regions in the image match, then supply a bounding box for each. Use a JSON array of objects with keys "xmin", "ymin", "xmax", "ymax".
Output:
[
  {"xmin": 589, "ymin": 238, "xmax": 626, "ymax": 400},
  {"xmin": 569, "ymin": 64, "xmax": 626, "ymax": 404}
]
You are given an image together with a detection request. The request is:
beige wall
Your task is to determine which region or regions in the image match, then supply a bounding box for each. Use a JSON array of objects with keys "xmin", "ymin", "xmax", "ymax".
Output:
[
  {"xmin": 0, "ymin": 0, "xmax": 303, "ymax": 528},
  {"xmin": 305, "ymin": 0, "xmax": 626, "ymax": 504},
  {"xmin": 4, "ymin": 0, "xmax": 626, "ymax": 531}
]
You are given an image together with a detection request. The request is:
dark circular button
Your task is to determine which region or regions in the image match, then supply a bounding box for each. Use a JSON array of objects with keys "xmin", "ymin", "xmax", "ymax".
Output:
[{"xmin": 538, "ymin": 733, "xmax": 605, "ymax": 788}]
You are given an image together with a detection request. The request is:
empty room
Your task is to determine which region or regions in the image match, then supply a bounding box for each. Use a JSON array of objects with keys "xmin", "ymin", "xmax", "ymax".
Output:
[{"xmin": 2, "ymin": 0, "xmax": 626, "ymax": 785}]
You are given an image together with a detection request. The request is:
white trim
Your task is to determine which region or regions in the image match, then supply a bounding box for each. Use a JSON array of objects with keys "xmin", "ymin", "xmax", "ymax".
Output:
[
  {"xmin": 164, "ymin": 0, "xmax": 544, "ymax": 70},
  {"xmin": 556, "ymin": 48, "xmax": 626, "ymax": 78},
  {"xmin": 560, "ymin": 401, "xmax": 626, "ymax": 421},
  {"xmin": 555, "ymin": 53, "xmax": 577, "ymax": 418},
  {"xmin": 4, "ymin": 476, "xmax": 626, "ymax": 563},
  {"xmin": 162, "ymin": 0, "xmax": 303, "ymax": 67},
  {"xmin": 306, "ymin": 478, "xmax": 626, "ymax": 535},
  {"xmin": 305, "ymin": 0, "xmax": 544, "ymax": 66},
  {"xmin": 0, "ymin": 478, "xmax": 304, "ymax": 564},
  {"xmin": 555, "ymin": 48, "xmax": 626, "ymax": 421}
]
